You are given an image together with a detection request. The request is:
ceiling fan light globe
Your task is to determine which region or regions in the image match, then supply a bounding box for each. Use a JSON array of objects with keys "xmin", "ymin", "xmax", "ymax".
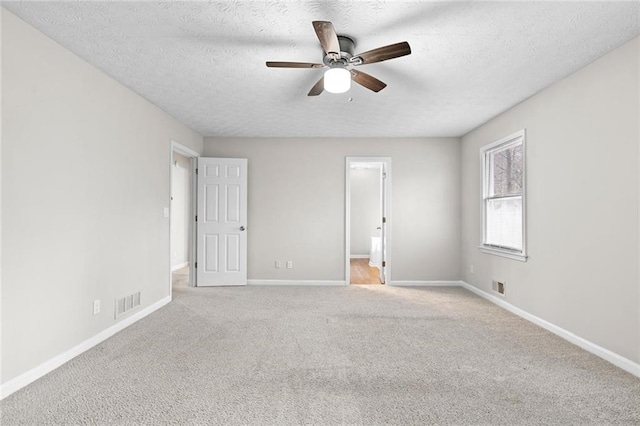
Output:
[{"xmin": 324, "ymin": 68, "xmax": 351, "ymax": 94}]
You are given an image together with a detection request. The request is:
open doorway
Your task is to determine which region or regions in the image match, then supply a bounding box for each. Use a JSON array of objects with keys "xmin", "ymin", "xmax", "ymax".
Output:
[
  {"xmin": 345, "ymin": 157, "xmax": 391, "ymax": 285},
  {"xmin": 170, "ymin": 141, "xmax": 199, "ymax": 293},
  {"xmin": 171, "ymin": 151, "xmax": 191, "ymax": 287}
]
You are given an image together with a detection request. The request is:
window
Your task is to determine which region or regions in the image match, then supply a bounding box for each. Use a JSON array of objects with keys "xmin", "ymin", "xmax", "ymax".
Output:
[{"xmin": 480, "ymin": 130, "xmax": 527, "ymax": 261}]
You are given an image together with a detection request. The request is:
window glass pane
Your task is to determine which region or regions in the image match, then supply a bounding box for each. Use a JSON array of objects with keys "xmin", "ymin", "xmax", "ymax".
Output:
[
  {"xmin": 489, "ymin": 142, "xmax": 523, "ymax": 197},
  {"xmin": 486, "ymin": 197, "xmax": 522, "ymax": 250}
]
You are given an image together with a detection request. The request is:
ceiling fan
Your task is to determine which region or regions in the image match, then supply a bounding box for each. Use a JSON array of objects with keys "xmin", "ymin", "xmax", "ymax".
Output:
[{"xmin": 266, "ymin": 21, "xmax": 411, "ymax": 96}]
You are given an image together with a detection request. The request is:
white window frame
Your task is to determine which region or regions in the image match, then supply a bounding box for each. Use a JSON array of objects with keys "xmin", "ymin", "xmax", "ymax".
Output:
[{"xmin": 479, "ymin": 129, "xmax": 527, "ymax": 262}]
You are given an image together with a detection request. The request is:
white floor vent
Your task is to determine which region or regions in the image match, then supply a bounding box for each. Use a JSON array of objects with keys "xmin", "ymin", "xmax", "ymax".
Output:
[
  {"xmin": 492, "ymin": 280, "xmax": 506, "ymax": 296},
  {"xmin": 115, "ymin": 291, "xmax": 141, "ymax": 319}
]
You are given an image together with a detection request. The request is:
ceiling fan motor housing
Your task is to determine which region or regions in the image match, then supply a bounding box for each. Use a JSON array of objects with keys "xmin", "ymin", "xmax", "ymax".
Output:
[{"xmin": 323, "ymin": 35, "xmax": 356, "ymax": 66}]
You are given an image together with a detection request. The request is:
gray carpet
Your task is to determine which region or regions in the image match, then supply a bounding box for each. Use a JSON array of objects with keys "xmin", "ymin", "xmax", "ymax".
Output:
[{"xmin": 1, "ymin": 285, "xmax": 639, "ymax": 425}]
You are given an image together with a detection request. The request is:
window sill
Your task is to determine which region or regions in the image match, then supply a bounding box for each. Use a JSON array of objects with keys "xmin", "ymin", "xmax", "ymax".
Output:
[{"xmin": 479, "ymin": 246, "xmax": 528, "ymax": 262}]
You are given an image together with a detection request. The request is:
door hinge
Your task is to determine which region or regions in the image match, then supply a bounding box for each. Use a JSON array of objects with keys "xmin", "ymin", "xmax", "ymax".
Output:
[
  {"xmin": 382, "ymin": 217, "xmax": 386, "ymax": 223},
  {"xmin": 195, "ymin": 262, "xmax": 197, "ymax": 269},
  {"xmin": 195, "ymin": 215, "xmax": 198, "ymax": 222},
  {"xmin": 382, "ymin": 172, "xmax": 387, "ymax": 179},
  {"xmin": 382, "ymin": 261, "xmax": 386, "ymax": 267},
  {"xmin": 196, "ymin": 168, "xmax": 198, "ymax": 175}
]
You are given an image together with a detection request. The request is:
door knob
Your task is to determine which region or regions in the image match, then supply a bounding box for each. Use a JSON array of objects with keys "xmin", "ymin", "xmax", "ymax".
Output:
[{"xmin": 240, "ymin": 226, "xmax": 246, "ymax": 231}]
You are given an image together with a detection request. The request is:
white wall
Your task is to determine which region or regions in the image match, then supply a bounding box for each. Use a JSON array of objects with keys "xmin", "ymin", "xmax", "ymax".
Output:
[
  {"xmin": 170, "ymin": 152, "xmax": 191, "ymax": 269},
  {"xmin": 0, "ymin": 7, "xmax": 4, "ymax": 381},
  {"xmin": 350, "ymin": 168, "xmax": 380, "ymax": 256},
  {"xmin": 204, "ymin": 137, "xmax": 461, "ymax": 282},
  {"xmin": 461, "ymin": 37, "xmax": 639, "ymax": 363},
  {"xmin": 1, "ymin": 10, "xmax": 203, "ymax": 384},
  {"xmin": 637, "ymin": 35, "xmax": 640, "ymax": 369}
]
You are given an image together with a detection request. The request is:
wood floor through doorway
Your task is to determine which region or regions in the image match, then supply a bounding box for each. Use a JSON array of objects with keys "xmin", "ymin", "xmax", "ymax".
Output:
[
  {"xmin": 172, "ymin": 265, "xmax": 189, "ymax": 288},
  {"xmin": 350, "ymin": 258, "xmax": 381, "ymax": 285}
]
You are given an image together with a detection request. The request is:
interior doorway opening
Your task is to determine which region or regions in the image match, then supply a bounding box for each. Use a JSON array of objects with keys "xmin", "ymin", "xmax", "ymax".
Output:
[
  {"xmin": 170, "ymin": 141, "xmax": 199, "ymax": 294},
  {"xmin": 171, "ymin": 152, "xmax": 191, "ymax": 288},
  {"xmin": 345, "ymin": 157, "xmax": 391, "ymax": 285}
]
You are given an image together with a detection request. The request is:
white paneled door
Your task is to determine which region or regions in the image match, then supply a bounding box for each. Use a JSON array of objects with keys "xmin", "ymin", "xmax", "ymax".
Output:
[{"xmin": 196, "ymin": 158, "xmax": 247, "ymax": 286}]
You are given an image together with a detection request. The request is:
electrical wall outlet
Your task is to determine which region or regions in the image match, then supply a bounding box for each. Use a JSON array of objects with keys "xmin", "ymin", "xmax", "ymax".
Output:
[
  {"xmin": 286, "ymin": 261, "xmax": 293, "ymax": 269},
  {"xmin": 470, "ymin": 264, "xmax": 474, "ymax": 274},
  {"xmin": 275, "ymin": 261, "xmax": 281, "ymax": 269},
  {"xmin": 93, "ymin": 300, "xmax": 100, "ymax": 315}
]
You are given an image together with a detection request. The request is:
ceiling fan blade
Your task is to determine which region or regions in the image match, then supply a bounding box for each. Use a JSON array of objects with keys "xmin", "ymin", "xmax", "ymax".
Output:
[
  {"xmin": 354, "ymin": 41, "xmax": 411, "ymax": 65},
  {"xmin": 266, "ymin": 61, "xmax": 324, "ymax": 68},
  {"xmin": 312, "ymin": 21, "xmax": 340, "ymax": 57},
  {"xmin": 350, "ymin": 69, "xmax": 387, "ymax": 93},
  {"xmin": 308, "ymin": 77, "xmax": 324, "ymax": 96}
]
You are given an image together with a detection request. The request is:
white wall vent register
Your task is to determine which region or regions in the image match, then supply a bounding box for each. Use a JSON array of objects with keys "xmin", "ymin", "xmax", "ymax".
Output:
[
  {"xmin": 492, "ymin": 280, "xmax": 506, "ymax": 296},
  {"xmin": 115, "ymin": 291, "xmax": 141, "ymax": 319}
]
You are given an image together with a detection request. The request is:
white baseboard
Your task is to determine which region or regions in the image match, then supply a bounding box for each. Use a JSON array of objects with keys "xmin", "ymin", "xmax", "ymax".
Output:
[
  {"xmin": 459, "ymin": 281, "xmax": 640, "ymax": 379},
  {"xmin": 389, "ymin": 280, "xmax": 461, "ymax": 287},
  {"xmin": 350, "ymin": 255, "xmax": 369, "ymax": 259},
  {"xmin": 248, "ymin": 279, "xmax": 347, "ymax": 286},
  {"xmin": 0, "ymin": 295, "xmax": 172, "ymax": 400},
  {"xmin": 171, "ymin": 262, "xmax": 189, "ymax": 272}
]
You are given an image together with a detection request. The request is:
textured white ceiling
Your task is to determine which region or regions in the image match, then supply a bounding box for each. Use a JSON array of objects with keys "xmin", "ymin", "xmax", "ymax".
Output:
[{"xmin": 3, "ymin": 1, "xmax": 639, "ymax": 137}]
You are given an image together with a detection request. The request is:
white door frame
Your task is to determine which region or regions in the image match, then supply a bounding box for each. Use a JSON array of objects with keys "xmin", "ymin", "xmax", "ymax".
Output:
[
  {"xmin": 345, "ymin": 157, "xmax": 392, "ymax": 285},
  {"xmin": 169, "ymin": 140, "xmax": 200, "ymax": 297}
]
